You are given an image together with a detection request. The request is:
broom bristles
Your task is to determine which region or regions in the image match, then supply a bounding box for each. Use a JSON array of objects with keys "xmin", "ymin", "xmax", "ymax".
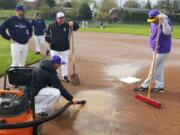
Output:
[{"xmin": 135, "ymin": 94, "xmax": 161, "ymax": 108}]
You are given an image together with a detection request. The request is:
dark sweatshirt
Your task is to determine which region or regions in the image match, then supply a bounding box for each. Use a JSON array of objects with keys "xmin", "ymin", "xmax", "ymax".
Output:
[
  {"xmin": 45, "ymin": 21, "xmax": 79, "ymax": 51},
  {"xmin": 0, "ymin": 16, "xmax": 32, "ymax": 44},
  {"xmin": 32, "ymin": 18, "xmax": 46, "ymax": 36},
  {"xmin": 34, "ymin": 60, "xmax": 73, "ymax": 101}
]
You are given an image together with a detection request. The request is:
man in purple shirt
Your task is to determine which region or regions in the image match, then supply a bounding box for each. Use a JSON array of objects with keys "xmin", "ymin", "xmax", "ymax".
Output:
[{"xmin": 135, "ymin": 9, "xmax": 173, "ymax": 93}]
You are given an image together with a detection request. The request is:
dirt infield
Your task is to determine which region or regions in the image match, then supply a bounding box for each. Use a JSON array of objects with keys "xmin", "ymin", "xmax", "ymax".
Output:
[
  {"xmin": 41, "ymin": 32, "xmax": 180, "ymax": 135},
  {"xmin": 1, "ymin": 32, "xmax": 180, "ymax": 135}
]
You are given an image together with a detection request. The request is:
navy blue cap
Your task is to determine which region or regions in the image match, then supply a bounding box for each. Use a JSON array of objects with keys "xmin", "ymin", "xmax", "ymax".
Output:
[
  {"xmin": 16, "ymin": 5, "xmax": 25, "ymax": 11},
  {"xmin": 51, "ymin": 55, "xmax": 66, "ymax": 65}
]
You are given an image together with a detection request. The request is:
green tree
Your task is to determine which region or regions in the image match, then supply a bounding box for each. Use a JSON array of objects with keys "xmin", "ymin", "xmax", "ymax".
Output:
[
  {"xmin": 123, "ymin": 0, "xmax": 141, "ymax": 8},
  {"xmin": 96, "ymin": 0, "xmax": 118, "ymax": 21},
  {"xmin": 0, "ymin": 0, "xmax": 17, "ymax": 9},
  {"xmin": 79, "ymin": 3, "xmax": 92, "ymax": 20},
  {"xmin": 145, "ymin": 0, "xmax": 151, "ymax": 9},
  {"xmin": 64, "ymin": 2, "xmax": 72, "ymax": 8},
  {"xmin": 39, "ymin": 3, "xmax": 52, "ymax": 19},
  {"xmin": 68, "ymin": 0, "xmax": 81, "ymax": 19},
  {"xmin": 154, "ymin": 0, "xmax": 180, "ymax": 14},
  {"xmin": 45, "ymin": 0, "xmax": 56, "ymax": 8}
]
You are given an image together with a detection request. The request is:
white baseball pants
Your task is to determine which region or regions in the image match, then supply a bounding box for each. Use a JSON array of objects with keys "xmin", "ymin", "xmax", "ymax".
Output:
[
  {"xmin": 141, "ymin": 53, "xmax": 169, "ymax": 89},
  {"xmin": 35, "ymin": 87, "xmax": 61, "ymax": 114},
  {"xmin": 34, "ymin": 35, "xmax": 49, "ymax": 52},
  {"xmin": 11, "ymin": 42, "xmax": 28, "ymax": 67},
  {"xmin": 51, "ymin": 50, "xmax": 70, "ymax": 77}
]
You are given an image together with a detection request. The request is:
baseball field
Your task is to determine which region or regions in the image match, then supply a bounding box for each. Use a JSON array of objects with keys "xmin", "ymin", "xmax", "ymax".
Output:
[
  {"xmin": 0, "ymin": 21, "xmax": 180, "ymax": 135},
  {"xmin": 39, "ymin": 32, "xmax": 180, "ymax": 135},
  {"xmin": 0, "ymin": 31, "xmax": 176, "ymax": 135}
]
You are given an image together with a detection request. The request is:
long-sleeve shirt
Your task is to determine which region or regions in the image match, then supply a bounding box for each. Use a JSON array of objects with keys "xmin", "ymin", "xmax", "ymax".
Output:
[
  {"xmin": 45, "ymin": 21, "xmax": 79, "ymax": 51},
  {"xmin": 32, "ymin": 18, "xmax": 46, "ymax": 36},
  {"xmin": 34, "ymin": 60, "xmax": 73, "ymax": 101},
  {"xmin": 150, "ymin": 14, "xmax": 172, "ymax": 54},
  {"xmin": 0, "ymin": 16, "xmax": 32, "ymax": 44}
]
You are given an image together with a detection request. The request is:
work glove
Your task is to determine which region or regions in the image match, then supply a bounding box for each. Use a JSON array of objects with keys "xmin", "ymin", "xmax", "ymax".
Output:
[
  {"xmin": 69, "ymin": 21, "xmax": 74, "ymax": 28},
  {"xmin": 157, "ymin": 13, "xmax": 172, "ymax": 35}
]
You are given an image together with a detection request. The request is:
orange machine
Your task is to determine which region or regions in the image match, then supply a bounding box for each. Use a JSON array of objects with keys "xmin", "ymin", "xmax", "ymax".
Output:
[
  {"xmin": 0, "ymin": 110, "xmax": 33, "ymax": 135},
  {"xmin": 0, "ymin": 89, "xmax": 34, "ymax": 135},
  {"xmin": 0, "ymin": 67, "xmax": 86, "ymax": 135}
]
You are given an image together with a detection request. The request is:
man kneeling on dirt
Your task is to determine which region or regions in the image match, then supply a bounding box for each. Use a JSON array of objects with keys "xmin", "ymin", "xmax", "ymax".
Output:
[
  {"xmin": 135, "ymin": 9, "xmax": 173, "ymax": 93},
  {"xmin": 34, "ymin": 55, "xmax": 76, "ymax": 116}
]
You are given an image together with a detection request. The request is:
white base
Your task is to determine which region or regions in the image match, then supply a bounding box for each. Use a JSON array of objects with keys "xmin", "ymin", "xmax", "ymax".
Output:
[{"xmin": 120, "ymin": 76, "xmax": 141, "ymax": 84}]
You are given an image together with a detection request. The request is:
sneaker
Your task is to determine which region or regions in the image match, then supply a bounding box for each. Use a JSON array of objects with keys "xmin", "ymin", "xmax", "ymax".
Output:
[
  {"xmin": 35, "ymin": 52, "xmax": 40, "ymax": 55},
  {"xmin": 153, "ymin": 88, "xmax": 165, "ymax": 93},
  {"xmin": 63, "ymin": 76, "xmax": 70, "ymax": 83},
  {"xmin": 134, "ymin": 87, "xmax": 148, "ymax": 92},
  {"xmin": 46, "ymin": 50, "xmax": 50, "ymax": 56}
]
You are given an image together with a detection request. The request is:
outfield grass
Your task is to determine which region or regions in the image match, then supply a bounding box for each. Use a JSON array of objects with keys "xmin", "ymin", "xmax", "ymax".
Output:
[
  {"xmin": 0, "ymin": 10, "xmax": 38, "ymax": 19},
  {"xmin": 80, "ymin": 23, "xmax": 180, "ymax": 39},
  {"xmin": 0, "ymin": 37, "xmax": 44, "ymax": 76}
]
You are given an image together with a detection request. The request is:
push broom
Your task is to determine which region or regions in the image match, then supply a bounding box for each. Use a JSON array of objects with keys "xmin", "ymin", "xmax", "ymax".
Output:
[
  {"xmin": 135, "ymin": 19, "xmax": 162, "ymax": 108},
  {"xmin": 70, "ymin": 27, "xmax": 80, "ymax": 85}
]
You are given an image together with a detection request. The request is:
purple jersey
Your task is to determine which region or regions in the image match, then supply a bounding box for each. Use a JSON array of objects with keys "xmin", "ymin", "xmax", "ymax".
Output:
[{"xmin": 150, "ymin": 17, "xmax": 172, "ymax": 54}]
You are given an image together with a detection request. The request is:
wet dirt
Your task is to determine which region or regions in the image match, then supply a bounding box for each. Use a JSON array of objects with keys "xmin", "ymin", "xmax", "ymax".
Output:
[
  {"xmin": 41, "ymin": 32, "xmax": 180, "ymax": 135},
  {"xmin": 104, "ymin": 64, "xmax": 140, "ymax": 80},
  {"xmin": 1, "ymin": 32, "xmax": 180, "ymax": 135}
]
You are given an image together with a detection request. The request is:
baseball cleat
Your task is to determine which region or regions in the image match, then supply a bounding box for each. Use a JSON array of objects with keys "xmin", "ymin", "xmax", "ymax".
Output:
[
  {"xmin": 134, "ymin": 87, "xmax": 148, "ymax": 92},
  {"xmin": 153, "ymin": 88, "xmax": 165, "ymax": 93}
]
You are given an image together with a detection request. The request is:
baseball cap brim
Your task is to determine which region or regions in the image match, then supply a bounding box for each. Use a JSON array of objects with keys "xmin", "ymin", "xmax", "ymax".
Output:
[
  {"xmin": 61, "ymin": 61, "xmax": 66, "ymax": 65},
  {"xmin": 147, "ymin": 18, "xmax": 157, "ymax": 23}
]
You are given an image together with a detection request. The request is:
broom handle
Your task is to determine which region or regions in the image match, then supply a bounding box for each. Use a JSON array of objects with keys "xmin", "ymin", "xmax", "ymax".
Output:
[
  {"xmin": 147, "ymin": 19, "xmax": 162, "ymax": 98},
  {"xmin": 71, "ymin": 27, "xmax": 76, "ymax": 75}
]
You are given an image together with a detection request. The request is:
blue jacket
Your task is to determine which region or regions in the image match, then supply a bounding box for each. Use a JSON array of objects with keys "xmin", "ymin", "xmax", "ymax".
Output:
[
  {"xmin": 0, "ymin": 16, "xmax": 32, "ymax": 44},
  {"xmin": 32, "ymin": 19, "xmax": 46, "ymax": 36}
]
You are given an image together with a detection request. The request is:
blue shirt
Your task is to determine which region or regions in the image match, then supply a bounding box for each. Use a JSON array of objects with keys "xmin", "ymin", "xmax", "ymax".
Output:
[
  {"xmin": 32, "ymin": 19, "xmax": 46, "ymax": 36},
  {"xmin": 0, "ymin": 16, "xmax": 32, "ymax": 44}
]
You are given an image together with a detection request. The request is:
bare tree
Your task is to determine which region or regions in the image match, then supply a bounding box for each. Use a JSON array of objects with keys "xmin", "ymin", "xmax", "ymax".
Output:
[{"xmin": 154, "ymin": 0, "xmax": 180, "ymax": 14}]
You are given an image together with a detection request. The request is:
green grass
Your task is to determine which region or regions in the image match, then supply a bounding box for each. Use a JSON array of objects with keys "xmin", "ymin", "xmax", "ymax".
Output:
[
  {"xmin": 0, "ymin": 37, "xmax": 44, "ymax": 76},
  {"xmin": 0, "ymin": 10, "xmax": 38, "ymax": 19},
  {"xmin": 80, "ymin": 23, "xmax": 180, "ymax": 39}
]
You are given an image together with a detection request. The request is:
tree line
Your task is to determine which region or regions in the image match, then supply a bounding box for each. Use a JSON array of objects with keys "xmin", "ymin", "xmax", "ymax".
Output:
[{"xmin": 0, "ymin": 0, "xmax": 180, "ymax": 23}]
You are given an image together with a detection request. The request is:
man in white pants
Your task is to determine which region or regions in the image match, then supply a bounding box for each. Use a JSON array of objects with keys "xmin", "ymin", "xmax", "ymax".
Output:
[
  {"xmin": 34, "ymin": 55, "xmax": 75, "ymax": 116},
  {"xmin": 135, "ymin": 9, "xmax": 172, "ymax": 93},
  {"xmin": 45, "ymin": 12, "xmax": 79, "ymax": 83},
  {"xmin": 32, "ymin": 12, "xmax": 50, "ymax": 55},
  {"xmin": 0, "ymin": 5, "xmax": 32, "ymax": 67}
]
